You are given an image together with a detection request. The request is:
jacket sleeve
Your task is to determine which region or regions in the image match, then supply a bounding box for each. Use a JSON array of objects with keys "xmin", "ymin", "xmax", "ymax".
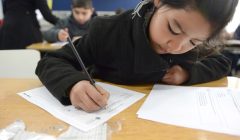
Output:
[
  {"xmin": 179, "ymin": 47, "xmax": 231, "ymax": 85},
  {"xmin": 43, "ymin": 19, "xmax": 67, "ymax": 43},
  {"xmin": 36, "ymin": 19, "xmax": 99, "ymax": 105},
  {"xmin": 36, "ymin": 0, "xmax": 59, "ymax": 25}
]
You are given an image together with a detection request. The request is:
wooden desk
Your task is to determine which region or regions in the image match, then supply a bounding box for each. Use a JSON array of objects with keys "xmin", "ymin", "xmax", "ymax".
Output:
[
  {"xmin": 0, "ymin": 77, "xmax": 240, "ymax": 140},
  {"xmin": 27, "ymin": 42, "xmax": 63, "ymax": 52}
]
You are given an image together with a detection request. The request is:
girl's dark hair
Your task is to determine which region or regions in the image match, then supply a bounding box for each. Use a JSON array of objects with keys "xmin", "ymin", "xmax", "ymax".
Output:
[
  {"xmin": 72, "ymin": 0, "xmax": 93, "ymax": 9},
  {"xmin": 160, "ymin": 0, "xmax": 238, "ymax": 40}
]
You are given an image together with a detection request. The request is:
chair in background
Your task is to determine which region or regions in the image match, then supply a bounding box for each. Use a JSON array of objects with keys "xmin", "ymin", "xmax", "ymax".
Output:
[{"xmin": 0, "ymin": 49, "xmax": 41, "ymax": 78}]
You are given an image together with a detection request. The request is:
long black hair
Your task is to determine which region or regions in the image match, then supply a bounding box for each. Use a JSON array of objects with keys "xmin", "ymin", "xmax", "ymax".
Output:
[{"xmin": 160, "ymin": 0, "xmax": 238, "ymax": 40}]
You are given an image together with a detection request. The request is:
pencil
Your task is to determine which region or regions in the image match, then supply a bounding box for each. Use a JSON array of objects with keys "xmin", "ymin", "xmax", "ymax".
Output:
[
  {"xmin": 67, "ymin": 37, "xmax": 107, "ymax": 109},
  {"xmin": 67, "ymin": 37, "xmax": 96, "ymax": 86}
]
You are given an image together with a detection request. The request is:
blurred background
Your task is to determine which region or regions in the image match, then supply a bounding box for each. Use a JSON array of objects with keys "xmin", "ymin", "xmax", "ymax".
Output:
[
  {"xmin": 0, "ymin": 0, "xmax": 240, "ymax": 76},
  {"xmin": 1, "ymin": 0, "xmax": 239, "ymax": 33},
  {"xmin": 36, "ymin": 0, "xmax": 140, "ymax": 31}
]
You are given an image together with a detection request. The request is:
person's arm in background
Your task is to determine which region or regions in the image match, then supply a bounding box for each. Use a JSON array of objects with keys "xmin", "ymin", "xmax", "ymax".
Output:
[
  {"xmin": 35, "ymin": 0, "xmax": 59, "ymax": 25},
  {"xmin": 43, "ymin": 19, "xmax": 69, "ymax": 43}
]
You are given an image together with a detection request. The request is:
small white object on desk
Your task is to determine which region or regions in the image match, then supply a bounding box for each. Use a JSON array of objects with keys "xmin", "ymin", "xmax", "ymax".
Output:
[{"xmin": 58, "ymin": 124, "xmax": 107, "ymax": 140}]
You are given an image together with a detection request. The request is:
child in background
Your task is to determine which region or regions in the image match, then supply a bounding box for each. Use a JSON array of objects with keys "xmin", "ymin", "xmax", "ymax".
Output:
[
  {"xmin": 36, "ymin": 0, "xmax": 238, "ymax": 112},
  {"xmin": 43, "ymin": 0, "xmax": 94, "ymax": 43}
]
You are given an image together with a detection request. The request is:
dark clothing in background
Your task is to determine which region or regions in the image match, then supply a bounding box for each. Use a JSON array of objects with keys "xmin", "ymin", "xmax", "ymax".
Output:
[
  {"xmin": 232, "ymin": 25, "xmax": 240, "ymax": 73},
  {"xmin": 91, "ymin": 10, "xmax": 98, "ymax": 18},
  {"xmin": 234, "ymin": 25, "xmax": 240, "ymax": 40},
  {"xmin": 43, "ymin": 15, "xmax": 90, "ymax": 43},
  {"xmin": 0, "ymin": 0, "xmax": 59, "ymax": 50}
]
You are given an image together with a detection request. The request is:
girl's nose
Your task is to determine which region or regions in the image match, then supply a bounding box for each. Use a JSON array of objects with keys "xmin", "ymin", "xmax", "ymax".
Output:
[{"xmin": 166, "ymin": 39, "xmax": 183, "ymax": 52}]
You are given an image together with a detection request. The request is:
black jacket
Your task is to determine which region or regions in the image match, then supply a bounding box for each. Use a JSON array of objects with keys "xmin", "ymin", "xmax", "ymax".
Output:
[
  {"xmin": 36, "ymin": 9, "xmax": 231, "ymax": 105},
  {"xmin": 43, "ymin": 15, "xmax": 90, "ymax": 43},
  {"xmin": 0, "ymin": 0, "xmax": 59, "ymax": 49}
]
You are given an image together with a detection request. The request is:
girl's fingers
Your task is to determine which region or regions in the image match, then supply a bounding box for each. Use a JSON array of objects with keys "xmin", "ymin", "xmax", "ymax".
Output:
[
  {"xmin": 86, "ymin": 84, "xmax": 108, "ymax": 108},
  {"xmin": 95, "ymin": 85, "xmax": 110, "ymax": 100}
]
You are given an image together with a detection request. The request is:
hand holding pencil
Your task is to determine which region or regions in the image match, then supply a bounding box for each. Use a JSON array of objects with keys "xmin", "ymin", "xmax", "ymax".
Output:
[
  {"xmin": 70, "ymin": 80, "xmax": 109, "ymax": 112},
  {"xmin": 67, "ymin": 37, "xmax": 109, "ymax": 112}
]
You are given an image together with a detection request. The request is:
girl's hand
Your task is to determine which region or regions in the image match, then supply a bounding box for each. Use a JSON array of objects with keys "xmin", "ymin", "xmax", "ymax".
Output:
[
  {"xmin": 162, "ymin": 65, "xmax": 189, "ymax": 85},
  {"xmin": 70, "ymin": 80, "xmax": 109, "ymax": 112}
]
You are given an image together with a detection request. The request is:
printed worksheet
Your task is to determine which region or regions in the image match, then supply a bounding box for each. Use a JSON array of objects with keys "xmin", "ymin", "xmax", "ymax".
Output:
[
  {"xmin": 137, "ymin": 84, "xmax": 240, "ymax": 136},
  {"xmin": 18, "ymin": 82, "xmax": 145, "ymax": 132}
]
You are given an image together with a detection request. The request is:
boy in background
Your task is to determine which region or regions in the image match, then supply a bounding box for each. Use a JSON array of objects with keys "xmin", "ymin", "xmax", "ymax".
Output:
[{"xmin": 43, "ymin": 0, "xmax": 94, "ymax": 43}]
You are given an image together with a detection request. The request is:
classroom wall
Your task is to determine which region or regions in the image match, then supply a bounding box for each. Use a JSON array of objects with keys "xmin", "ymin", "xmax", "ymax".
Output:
[{"xmin": 52, "ymin": 0, "xmax": 140, "ymax": 11}]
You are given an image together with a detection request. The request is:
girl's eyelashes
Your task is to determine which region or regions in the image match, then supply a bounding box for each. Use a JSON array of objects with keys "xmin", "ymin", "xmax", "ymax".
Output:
[
  {"xmin": 190, "ymin": 40, "xmax": 196, "ymax": 46},
  {"xmin": 190, "ymin": 39, "xmax": 203, "ymax": 46},
  {"xmin": 168, "ymin": 22, "xmax": 180, "ymax": 35},
  {"xmin": 167, "ymin": 21, "xmax": 203, "ymax": 47}
]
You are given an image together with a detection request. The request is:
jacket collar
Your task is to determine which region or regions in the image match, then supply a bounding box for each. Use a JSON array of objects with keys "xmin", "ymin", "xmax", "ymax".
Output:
[{"xmin": 131, "ymin": 3, "xmax": 169, "ymax": 73}]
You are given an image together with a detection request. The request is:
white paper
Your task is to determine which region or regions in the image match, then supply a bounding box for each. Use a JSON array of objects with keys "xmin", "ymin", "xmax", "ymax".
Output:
[
  {"xmin": 137, "ymin": 85, "xmax": 240, "ymax": 136},
  {"xmin": 57, "ymin": 124, "xmax": 107, "ymax": 140},
  {"xmin": 18, "ymin": 82, "xmax": 144, "ymax": 132},
  {"xmin": 50, "ymin": 42, "xmax": 68, "ymax": 48}
]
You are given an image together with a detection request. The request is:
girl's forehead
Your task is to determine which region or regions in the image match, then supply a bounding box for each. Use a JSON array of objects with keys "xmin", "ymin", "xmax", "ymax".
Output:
[{"xmin": 158, "ymin": 7, "xmax": 211, "ymax": 40}]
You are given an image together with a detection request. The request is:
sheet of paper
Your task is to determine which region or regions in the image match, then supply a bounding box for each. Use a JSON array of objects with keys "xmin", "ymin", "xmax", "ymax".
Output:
[
  {"xmin": 18, "ymin": 82, "xmax": 144, "ymax": 132},
  {"xmin": 137, "ymin": 85, "xmax": 240, "ymax": 136},
  {"xmin": 50, "ymin": 42, "xmax": 68, "ymax": 48},
  {"xmin": 57, "ymin": 124, "xmax": 107, "ymax": 140}
]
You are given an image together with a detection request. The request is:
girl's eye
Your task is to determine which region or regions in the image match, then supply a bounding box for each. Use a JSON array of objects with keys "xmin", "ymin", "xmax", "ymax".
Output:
[
  {"xmin": 168, "ymin": 22, "xmax": 181, "ymax": 35},
  {"xmin": 190, "ymin": 40, "xmax": 196, "ymax": 46},
  {"xmin": 190, "ymin": 39, "xmax": 202, "ymax": 47}
]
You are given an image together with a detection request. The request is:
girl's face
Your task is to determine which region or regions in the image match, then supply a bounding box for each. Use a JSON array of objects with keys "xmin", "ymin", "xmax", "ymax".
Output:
[{"xmin": 149, "ymin": 6, "xmax": 211, "ymax": 54}]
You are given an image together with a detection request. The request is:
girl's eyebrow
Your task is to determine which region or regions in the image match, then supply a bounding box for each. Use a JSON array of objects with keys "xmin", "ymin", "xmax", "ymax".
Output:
[{"xmin": 173, "ymin": 19, "xmax": 206, "ymax": 42}]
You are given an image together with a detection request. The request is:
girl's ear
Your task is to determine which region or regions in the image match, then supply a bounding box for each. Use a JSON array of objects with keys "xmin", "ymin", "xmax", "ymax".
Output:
[{"xmin": 153, "ymin": 0, "xmax": 161, "ymax": 8}]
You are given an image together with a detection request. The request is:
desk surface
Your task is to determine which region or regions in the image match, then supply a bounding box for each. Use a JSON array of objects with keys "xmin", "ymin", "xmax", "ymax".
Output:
[
  {"xmin": 1, "ymin": 77, "xmax": 240, "ymax": 140},
  {"xmin": 27, "ymin": 42, "xmax": 63, "ymax": 51}
]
